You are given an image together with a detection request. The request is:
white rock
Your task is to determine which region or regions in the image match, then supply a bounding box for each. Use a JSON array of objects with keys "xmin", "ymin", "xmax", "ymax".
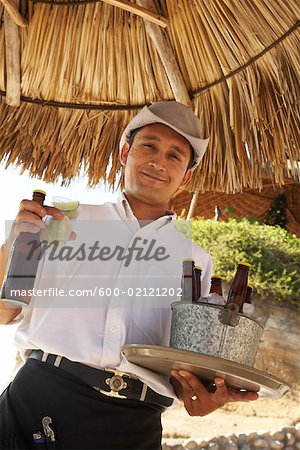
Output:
[
  {"xmin": 216, "ymin": 437, "xmax": 229, "ymax": 446},
  {"xmin": 261, "ymin": 433, "xmax": 271, "ymax": 439},
  {"xmin": 163, "ymin": 445, "xmax": 183, "ymax": 450},
  {"xmin": 207, "ymin": 443, "xmax": 220, "ymax": 450},
  {"xmin": 249, "ymin": 433, "xmax": 259, "ymax": 441},
  {"xmin": 286, "ymin": 432, "xmax": 296, "ymax": 445},
  {"xmin": 282, "ymin": 427, "xmax": 296, "ymax": 434},
  {"xmin": 271, "ymin": 432, "xmax": 285, "ymax": 441},
  {"xmin": 296, "ymin": 423, "xmax": 300, "ymax": 430},
  {"xmin": 253, "ymin": 438, "xmax": 269, "ymax": 448},
  {"xmin": 238, "ymin": 434, "xmax": 248, "ymax": 444},
  {"xmin": 239, "ymin": 444, "xmax": 251, "ymax": 450},
  {"xmin": 224, "ymin": 443, "xmax": 238, "ymax": 450},
  {"xmin": 162, "ymin": 444, "xmax": 170, "ymax": 450},
  {"xmin": 269, "ymin": 440, "xmax": 284, "ymax": 449},
  {"xmin": 183, "ymin": 440, "xmax": 198, "ymax": 449}
]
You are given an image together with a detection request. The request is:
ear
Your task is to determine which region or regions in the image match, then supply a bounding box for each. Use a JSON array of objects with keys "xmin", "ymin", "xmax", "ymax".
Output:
[
  {"xmin": 120, "ymin": 143, "xmax": 130, "ymax": 167},
  {"xmin": 179, "ymin": 168, "xmax": 193, "ymax": 188}
]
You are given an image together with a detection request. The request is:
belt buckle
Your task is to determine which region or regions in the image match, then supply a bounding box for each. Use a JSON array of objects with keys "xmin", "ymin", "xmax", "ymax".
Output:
[{"xmin": 99, "ymin": 368, "xmax": 129, "ymax": 399}]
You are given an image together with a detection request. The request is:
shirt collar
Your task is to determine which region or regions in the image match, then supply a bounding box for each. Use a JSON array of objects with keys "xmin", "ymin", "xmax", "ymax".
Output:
[{"xmin": 116, "ymin": 191, "xmax": 177, "ymax": 225}]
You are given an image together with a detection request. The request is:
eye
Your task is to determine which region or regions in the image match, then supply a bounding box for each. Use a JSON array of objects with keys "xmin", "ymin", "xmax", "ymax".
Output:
[{"xmin": 170, "ymin": 153, "xmax": 180, "ymax": 161}]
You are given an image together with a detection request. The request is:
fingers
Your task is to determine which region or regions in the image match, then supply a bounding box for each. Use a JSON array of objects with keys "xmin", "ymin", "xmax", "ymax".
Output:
[
  {"xmin": 172, "ymin": 370, "xmax": 210, "ymax": 400},
  {"xmin": 171, "ymin": 370, "xmax": 211, "ymax": 416},
  {"xmin": 170, "ymin": 370, "xmax": 259, "ymax": 417},
  {"xmin": 18, "ymin": 200, "xmax": 64, "ymax": 220},
  {"xmin": 214, "ymin": 377, "xmax": 230, "ymax": 404},
  {"xmin": 45, "ymin": 206, "xmax": 65, "ymax": 220},
  {"xmin": 13, "ymin": 200, "xmax": 65, "ymax": 239},
  {"xmin": 226, "ymin": 388, "xmax": 259, "ymax": 402},
  {"xmin": 18, "ymin": 199, "xmax": 47, "ymax": 218}
]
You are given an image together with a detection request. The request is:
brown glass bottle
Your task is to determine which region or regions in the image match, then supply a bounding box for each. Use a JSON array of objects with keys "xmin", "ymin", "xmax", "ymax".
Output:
[
  {"xmin": 242, "ymin": 285, "xmax": 255, "ymax": 316},
  {"xmin": 226, "ymin": 262, "xmax": 251, "ymax": 312},
  {"xmin": 194, "ymin": 266, "xmax": 202, "ymax": 302},
  {"xmin": 181, "ymin": 259, "xmax": 195, "ymax": 302},
  {"xmin": 209, "ymin": 275, "xmax": 223, "ymax": 296},
  {"xmin": 1, "ymin": 190, "xmax": 46, "ymax": 305},
  {"xmin": 245, "ymin": 285, "xmax": 253, "ymax": 304}
]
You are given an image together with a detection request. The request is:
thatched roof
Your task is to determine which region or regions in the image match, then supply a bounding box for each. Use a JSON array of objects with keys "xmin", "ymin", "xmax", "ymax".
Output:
[{"xmin": 0, "ymin": 0, "xmax": 299, "ymax": 192}]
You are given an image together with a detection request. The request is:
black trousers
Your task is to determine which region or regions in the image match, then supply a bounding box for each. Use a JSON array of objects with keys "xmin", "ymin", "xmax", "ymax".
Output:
[{"xmin": 0, "ymin": 358, "xmax": 162, "ymax": 450}]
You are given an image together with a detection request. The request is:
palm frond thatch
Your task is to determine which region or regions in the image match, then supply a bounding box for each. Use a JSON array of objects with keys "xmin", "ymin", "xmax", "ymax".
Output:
[{"xmin": 0, "ymin": 0, "xmax": 299, "ymax": 192}]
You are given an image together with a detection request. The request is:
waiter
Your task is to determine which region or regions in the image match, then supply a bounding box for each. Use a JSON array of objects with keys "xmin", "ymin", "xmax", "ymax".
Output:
[{"xmin": 0, "ymin": 101, "xmax": 258, "ymax": 449}]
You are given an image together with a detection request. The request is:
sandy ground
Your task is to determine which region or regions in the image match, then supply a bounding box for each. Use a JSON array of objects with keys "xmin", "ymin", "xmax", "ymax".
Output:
[{"xmin": 162, "ymin": 393, "xmax": 299, "ymax": 441}]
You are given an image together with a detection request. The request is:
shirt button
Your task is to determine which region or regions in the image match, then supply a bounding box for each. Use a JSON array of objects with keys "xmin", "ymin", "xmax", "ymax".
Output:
[{"xmin": 109, "ymin": 326, "xmax": 117, "ymax": 334}]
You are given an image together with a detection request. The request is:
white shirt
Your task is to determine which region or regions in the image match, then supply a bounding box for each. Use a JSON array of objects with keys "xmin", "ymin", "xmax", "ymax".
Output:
[{"xmin": 14, "ymin": 193, "xmax": 213, "ymax": 403}]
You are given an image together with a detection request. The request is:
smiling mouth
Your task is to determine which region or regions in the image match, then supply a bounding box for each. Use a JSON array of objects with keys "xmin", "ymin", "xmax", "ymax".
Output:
[{"xmin": 140, "ymin": 172, "xmax": 167, "ymax": 182}]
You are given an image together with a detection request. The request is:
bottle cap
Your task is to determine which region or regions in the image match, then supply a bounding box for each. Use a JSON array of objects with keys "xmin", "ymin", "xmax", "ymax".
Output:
[
  {"xmin": 238, "ymin": 262, "xmax": 251, "ymax": 268},
  {"xmin": 183, "ymin": 258, "xmax": 195, "ymax": 263},
  {"xmin": 211, "ymin": 275, "xmax": 222, "ymax": 280},
  {"xmin": 195, "ymin": 266, "xmax": 202, "ymax": 271},
  {"xmin": 33, "ymin": 189, "xmax": 46, "ymax": 196},
  {"xmin": 247, "ymin": 284, "xmax": 253, "ymax": 290}
]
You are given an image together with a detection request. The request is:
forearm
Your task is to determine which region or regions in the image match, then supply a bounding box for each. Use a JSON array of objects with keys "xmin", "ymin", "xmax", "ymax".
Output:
[{"xmin": 0, "ymin": 241, "xmax": 22, "ymax": 324}]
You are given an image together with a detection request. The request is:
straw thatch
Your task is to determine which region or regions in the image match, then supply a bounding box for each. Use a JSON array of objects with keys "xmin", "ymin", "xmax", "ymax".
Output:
[{"xmin": 0, "ymin": 0, "xmax": 299, "ymax": 192}]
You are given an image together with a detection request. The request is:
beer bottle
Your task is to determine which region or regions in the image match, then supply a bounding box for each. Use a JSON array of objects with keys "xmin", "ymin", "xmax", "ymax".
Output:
[
  {"xmin": 194, "ymin": 266, "xmax": 202, "ymax": 302},
  {"xmin": 209, "ymin": 275, "xmax": 223, "ymax": 296},
  {"xmin": 181, "ymin": 259, "xmax": 195, "ymax": 302},
  {"xmin": 0, "ymin": 189, "xmax": 46, "ymax": 306},
  {"xmin": 208, "ymin": 275, "xmax": 225, "ymax": 305},
  {"xmin": 226, "ymin": 262, "xmax": 251, "ymax": 312},
  {"xmin": 242, "ymin": 285, "xmax": 255, "ymax": 316}
]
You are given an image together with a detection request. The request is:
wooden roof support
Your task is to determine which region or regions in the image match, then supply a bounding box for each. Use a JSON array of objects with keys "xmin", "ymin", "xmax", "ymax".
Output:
[
  {"xmin": 136, "ymin": 0, "xmax": 191, "ymax": 107},
  {"xmin": 99, "ymin": 0, "xmax": 168, "ymax": 28},
  {"xmin": 0, "ymin": 0, "xmax": 27, "ymax": 27},
  {"xmin": 4, "ymin": 0, "xmax": 21, "ymax": 106},
  {"xmin": 187, "ymin": 191, "xmax": 199, "ymax": 219},
  {"xmin": 136, "ymin": 1, "xmax": 198, "ymax": 218}
]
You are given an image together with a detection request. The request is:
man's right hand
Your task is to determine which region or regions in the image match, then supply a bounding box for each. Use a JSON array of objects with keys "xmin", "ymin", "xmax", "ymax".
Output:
[
  {"xmin": 0, "ymin": 199, "xmax": 73, "ymax": 324},
  {"xmin": 11, "ymin": 199, "xmax": 65, "ymax": 242}
]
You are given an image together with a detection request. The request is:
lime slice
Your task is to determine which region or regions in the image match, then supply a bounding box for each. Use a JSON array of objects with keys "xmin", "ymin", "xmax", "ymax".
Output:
[{"xmin": 52, "ymin": 198, "xmax": 79, "ymax": 211}]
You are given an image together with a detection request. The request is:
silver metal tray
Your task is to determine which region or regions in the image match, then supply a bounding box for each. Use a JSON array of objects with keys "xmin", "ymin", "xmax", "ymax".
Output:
[{"xmin": 122, "ymin": 344, "xmax": 292, "ymax": 399}]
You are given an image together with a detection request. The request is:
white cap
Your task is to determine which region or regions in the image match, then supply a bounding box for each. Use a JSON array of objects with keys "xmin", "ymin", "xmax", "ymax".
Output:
[{"xmin": 119, "ymin": 101, "xmax": 209, "ymax": 168}]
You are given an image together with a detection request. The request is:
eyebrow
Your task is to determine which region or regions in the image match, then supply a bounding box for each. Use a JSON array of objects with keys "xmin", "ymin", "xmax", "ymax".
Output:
[{"xmin": 138, "ymin": 135, "xmax": 187, "ymax": 157}]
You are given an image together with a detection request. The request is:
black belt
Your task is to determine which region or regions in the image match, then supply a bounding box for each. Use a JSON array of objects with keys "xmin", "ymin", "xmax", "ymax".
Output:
[{"xmin": 29, "ymin": 350, "xmax": 173, "ymax": 409}]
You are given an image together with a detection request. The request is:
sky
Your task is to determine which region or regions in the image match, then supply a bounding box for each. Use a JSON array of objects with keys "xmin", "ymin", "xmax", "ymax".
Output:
[{"xmin": 0, "ymin": 163, "xmax": 120, "ymax": 392}]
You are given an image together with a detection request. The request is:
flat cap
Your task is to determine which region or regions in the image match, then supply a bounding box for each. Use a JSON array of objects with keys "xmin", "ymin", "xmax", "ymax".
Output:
[{"xmin": 119, "ymin": 101, "xmax": 209, "ymax": 168}]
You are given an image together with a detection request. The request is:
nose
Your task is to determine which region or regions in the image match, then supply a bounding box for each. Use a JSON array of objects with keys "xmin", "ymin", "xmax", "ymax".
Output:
[{"xmin": 148, "ymin": 154, "xmax": 166, "ymax": 172}]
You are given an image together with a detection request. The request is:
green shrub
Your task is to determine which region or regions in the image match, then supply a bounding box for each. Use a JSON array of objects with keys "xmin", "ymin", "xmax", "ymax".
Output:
[{"xmin": 177, "ymin": 217, "xmax": 300, "ymax": 306}]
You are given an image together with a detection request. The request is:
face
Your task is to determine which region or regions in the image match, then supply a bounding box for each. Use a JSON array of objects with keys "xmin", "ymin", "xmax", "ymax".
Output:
[{"xmin": 120, "ymin": 123, "xmax": 193, "ymax": 206}]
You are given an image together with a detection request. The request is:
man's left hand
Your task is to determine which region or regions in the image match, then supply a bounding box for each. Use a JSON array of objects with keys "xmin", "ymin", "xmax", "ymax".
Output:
[{"xmin": 171, "ymin": 369, "xmax": 259, "ymax": 417}]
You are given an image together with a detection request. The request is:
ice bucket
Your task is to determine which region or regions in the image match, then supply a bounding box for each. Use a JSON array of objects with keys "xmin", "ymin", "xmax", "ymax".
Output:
[{"xmin": 170, "ymin": 301, "xmax": 264, "ymax": 366}]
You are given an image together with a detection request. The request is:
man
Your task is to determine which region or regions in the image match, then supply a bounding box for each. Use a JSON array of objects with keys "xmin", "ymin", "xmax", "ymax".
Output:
[{"xmin": 0, "ymin": 101, "xmax": 258, "ymax": 449}]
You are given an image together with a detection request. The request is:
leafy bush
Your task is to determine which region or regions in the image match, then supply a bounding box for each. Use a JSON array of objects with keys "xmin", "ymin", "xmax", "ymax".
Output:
[{"xmin": 177, "ymin": 217, "xmax": 300, "ymax": 306}]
